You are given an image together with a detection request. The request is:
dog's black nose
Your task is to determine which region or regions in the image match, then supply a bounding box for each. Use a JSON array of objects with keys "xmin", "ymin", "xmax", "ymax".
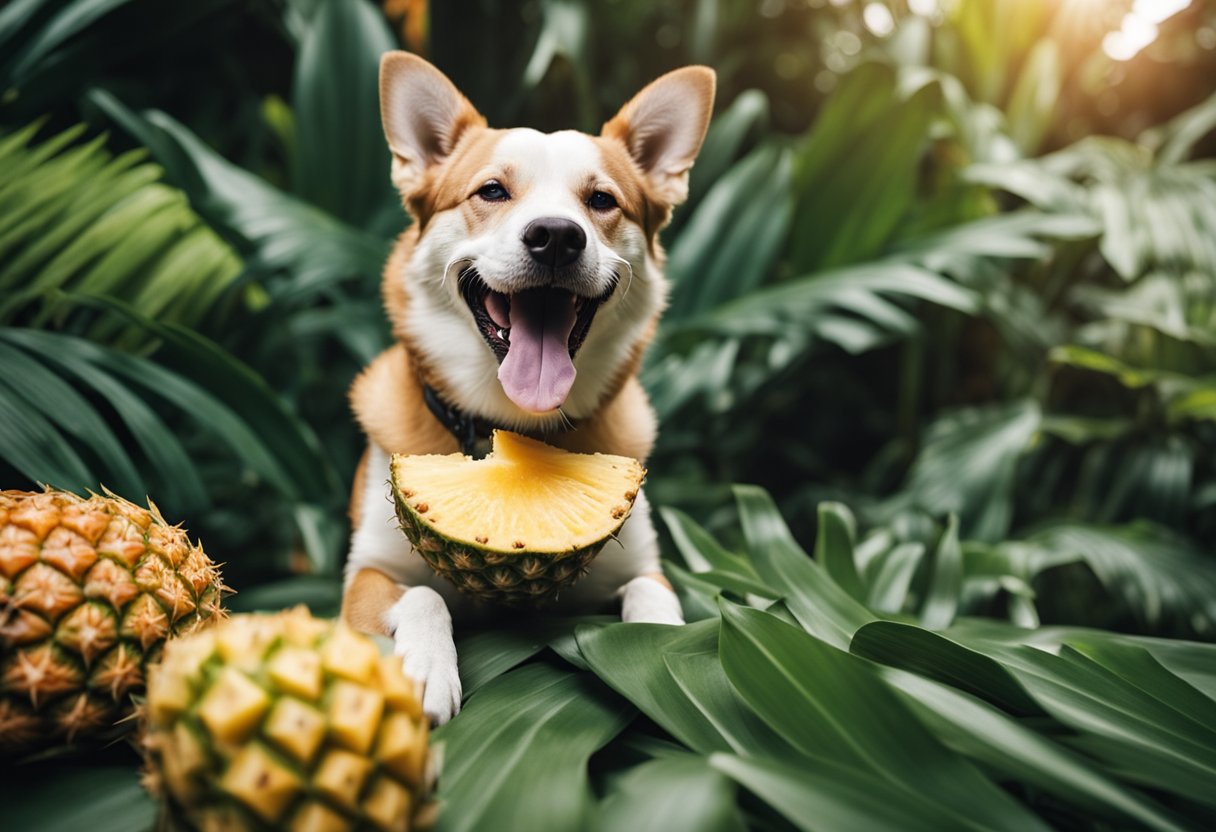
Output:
[{"xmin": 522, "ymin": 217, "xmax": 586, "ymax": 268}]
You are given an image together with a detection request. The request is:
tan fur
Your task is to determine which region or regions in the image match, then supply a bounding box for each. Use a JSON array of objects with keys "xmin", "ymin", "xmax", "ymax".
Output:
[
  {"xmin": 344, "ymin": 58, "xmax": 713, "ymax": 639},
  {"xmin": 341, "ymin": 568, "xmax": 403, "ymax": 638}
]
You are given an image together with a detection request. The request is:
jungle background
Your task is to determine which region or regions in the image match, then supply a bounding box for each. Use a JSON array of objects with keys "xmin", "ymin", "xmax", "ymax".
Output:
[{"xmin": 2, "ymin": 0, "xmax": 1216, "ymax": 830}]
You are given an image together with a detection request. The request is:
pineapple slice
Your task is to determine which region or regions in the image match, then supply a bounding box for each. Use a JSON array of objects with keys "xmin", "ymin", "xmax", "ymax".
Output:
[
  {"xmin": 216, "ymin": 616, "xmax": 277, "ymax": 670},
  {"xmin": 198, "ymin": 668, "xmax": 270, "ymax": 744},
  {"xmin": 391, "ymin": 431, "xmax": 645, "ymax": 605},
  {"xmin": 220, "ymin": 744, "xmax": 302, "ymax": 822}
]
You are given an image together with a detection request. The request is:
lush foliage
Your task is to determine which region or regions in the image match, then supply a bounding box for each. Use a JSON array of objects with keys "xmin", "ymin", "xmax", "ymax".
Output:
[{"xmin": 2, "ymin": 0, "xmax": 1216, "ymax": 829}]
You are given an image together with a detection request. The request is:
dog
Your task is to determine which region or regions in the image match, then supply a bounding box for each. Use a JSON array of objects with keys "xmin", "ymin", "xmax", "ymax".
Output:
[{"xmin": 341, "ymin": 51, "xmax": 715, "ymax": 724}]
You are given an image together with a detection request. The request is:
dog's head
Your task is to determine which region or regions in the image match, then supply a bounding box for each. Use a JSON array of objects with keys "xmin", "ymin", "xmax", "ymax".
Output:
[{"xmin": 379, "ymin": 53, "xmax": 714, "ymax": 429}]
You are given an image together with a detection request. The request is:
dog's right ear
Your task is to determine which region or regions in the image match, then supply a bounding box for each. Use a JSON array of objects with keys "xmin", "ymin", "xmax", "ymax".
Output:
[{"xmin": 380, "ymin": 52, "xmax": 485, "ymax": 194}]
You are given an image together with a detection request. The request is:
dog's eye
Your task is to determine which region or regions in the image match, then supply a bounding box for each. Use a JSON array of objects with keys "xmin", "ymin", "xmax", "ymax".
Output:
[
  {"xmin": 476, "ymin": 182, "xmax": 510, "ymax": 202},
  {"xmin": 587, "ymin": 191, "xmax": 618, "ymax": 211}
]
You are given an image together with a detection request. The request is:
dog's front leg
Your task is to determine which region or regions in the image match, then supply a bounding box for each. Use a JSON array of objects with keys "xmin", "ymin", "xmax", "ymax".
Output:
[
  {"xmin": 386, "ymin": 583, "xmax": 462, "ymax": 724},
  {"xmin": 346, "ymin": 569, "xmax": 462, "ymax": 724},
  {"xmin": 344, "ymin": 444, "xmax": 463, "ymax": 724}
]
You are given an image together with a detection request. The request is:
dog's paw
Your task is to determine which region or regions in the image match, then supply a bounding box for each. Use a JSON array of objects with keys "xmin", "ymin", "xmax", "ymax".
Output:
[
  {"xmin": 619, "ymin": 576, "xmax": 685, "ymax": 625},
  {"xmin": 386, "ymin": 585, "xmax": 462, "ymax": 725}
]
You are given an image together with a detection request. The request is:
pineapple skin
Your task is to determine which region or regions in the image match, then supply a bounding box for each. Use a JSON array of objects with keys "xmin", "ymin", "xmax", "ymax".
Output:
[
  {"xmin": 144, "ymin": 608, "xmax": 432, "ymax": 832},
  {"xmin": 0, "ymin": 489, "xmax": 225, "ymax": 757},
  {"xmin": 392, "ymin": 498, "xmax": 608, "ymax": 606}
]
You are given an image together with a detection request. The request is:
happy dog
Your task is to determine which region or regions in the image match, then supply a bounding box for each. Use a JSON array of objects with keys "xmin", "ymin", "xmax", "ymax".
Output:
[{"xmin": 342, "ymin": 52, "xmax": 715, "ymax": 723}]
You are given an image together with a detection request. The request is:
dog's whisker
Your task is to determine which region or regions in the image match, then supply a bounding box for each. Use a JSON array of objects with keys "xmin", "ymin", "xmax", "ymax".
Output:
[
  {"xmin": 443, "ymin": 257, "xmax": 473, "ymax": 289},
  {"xmin": 606, "ymin": 255, "xmax": 634, "ymax": 301}
]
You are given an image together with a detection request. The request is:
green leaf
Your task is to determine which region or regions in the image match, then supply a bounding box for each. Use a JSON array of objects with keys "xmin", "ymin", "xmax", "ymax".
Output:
[
  {"xmin": 880, "ymin": 668, "xmax": 1192, "ymax": 832},
  {"xmin": 3, "ymin": 756, "xmax": 157, "ymax": 832},
  {"xmin": 851, "ymin": 621, "xmax": 1043, "ymax": 716},
  {"xmin": 901, "ymin": 399, "xmax": 1041, "ymax": 542},
  {"xmin": 813, "ymin": 501, "xmax": 863, "ymax": 601},
  {"xmin": 596, "ymin": 756, "xmax": 746, "ymax": 832},
  {"xmin": 718, "ymin": 601, "xmax": 1048, "ymax": 831},
  {"xmin": 456, "ymin": 616, "xmax": 611, "ymax": 695},
  {"xmin": 709, "ymin": 752, "xmax": 960, "ymax": 832},
  {"xmin": 920, "ymin": 514, "xmax": 962, "ymax": 630},
  {"xmin": 89, "ymin": 89, "xmax": 388, "ymax": 298},
  {"xmin": 291, "ymin": 0, "xmax": 397, "ymax": 230},
  {"xmin": 666, "ymin": 142, "xmax": 792, "ymax": 320},
  {"xmin": 432, "ymin": 664, "xmax": 632, "ymax": 832},
  {"xmin": 864, "ymin": 542, "xmax": 925, "ymax": 613},
  {"xmin": 733, "ymin": 485, "xmax": 874, "ymax": 648}
]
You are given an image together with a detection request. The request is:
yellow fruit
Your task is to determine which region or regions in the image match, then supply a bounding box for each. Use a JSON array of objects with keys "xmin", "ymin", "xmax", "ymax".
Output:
[
  {"xmin": 144, "ymin": 608, "xmax": 432, "ymax": 831},
  {"xmin": 0, "ymin": 488, "xmax": 225, "ymax": 757},
  {"xmin": 391, "ymin": 430, "xmax": 645, "ymax": 605}
]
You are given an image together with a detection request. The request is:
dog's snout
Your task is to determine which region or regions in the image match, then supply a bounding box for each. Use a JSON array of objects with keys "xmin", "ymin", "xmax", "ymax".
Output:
[{"xmin": 522, "ymin": 217, "xmax": 586, "ymax": 269}]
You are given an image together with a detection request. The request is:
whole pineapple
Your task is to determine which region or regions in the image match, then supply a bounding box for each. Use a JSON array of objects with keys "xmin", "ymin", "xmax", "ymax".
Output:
[
  {"xmin": 391, "ymin": 431, "xmax": 645, "ymax": 606},
  {"xmin": 144, "ymin": 608, "xmax": 433, "ymax": 832},
  {"xmin": 0, "ymin": 488, "xmax": 225, "ymax": 756}
]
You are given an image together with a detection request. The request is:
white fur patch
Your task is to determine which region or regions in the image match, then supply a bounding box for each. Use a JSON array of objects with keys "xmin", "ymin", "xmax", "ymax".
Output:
[
  {"xmin": 619, "ymin": 576, "xmax": 685, "ymax": 625},
  {"xmin": 385, "ymin": 585, "xmax": 462, "ymax": 724}
]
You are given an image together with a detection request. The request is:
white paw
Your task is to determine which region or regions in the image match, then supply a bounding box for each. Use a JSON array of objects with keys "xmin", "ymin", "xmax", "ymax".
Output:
[
  {"xmin": 619, "ymin": 576, "xmax": 685, "ymax": 625},
  {"xmin": 385, "ymin": 585, "xmax": 462, "ymax": 725}
]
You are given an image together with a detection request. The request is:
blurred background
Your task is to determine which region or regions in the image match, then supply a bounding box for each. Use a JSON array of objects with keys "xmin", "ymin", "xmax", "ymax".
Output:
[{"xmin": 2, "ymin": 0, "xmax": 1215, "ymax": 639}]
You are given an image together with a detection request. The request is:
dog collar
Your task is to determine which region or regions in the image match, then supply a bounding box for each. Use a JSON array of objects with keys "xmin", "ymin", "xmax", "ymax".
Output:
[{"xmin": 421, "ymin": 384, "xmax": 577, "ymax": 458}]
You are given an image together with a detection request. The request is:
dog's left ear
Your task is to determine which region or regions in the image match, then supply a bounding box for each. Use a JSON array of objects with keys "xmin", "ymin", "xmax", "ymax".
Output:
[
  {"xmin": 601, "ymin": 66, "xmax": 716, "ymax": 206},
  {"xmin": 380, "ymin": 51, "xmax": 485, "ymax": 194}
]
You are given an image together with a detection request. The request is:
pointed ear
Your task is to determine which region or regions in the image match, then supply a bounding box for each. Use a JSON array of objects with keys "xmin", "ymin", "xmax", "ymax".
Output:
[
  {"xmin": 601, "ymin": 66, "xmax": 716, "ymax": 206},
  {"xmin": 380, "ymin": 51, "xmax": 485, "ymax": 193}
]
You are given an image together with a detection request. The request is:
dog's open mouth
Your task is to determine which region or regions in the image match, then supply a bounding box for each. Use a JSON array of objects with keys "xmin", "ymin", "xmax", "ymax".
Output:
[{"xmin": 460, "ymin": 269, "xmax": 609, "ymax": 413}]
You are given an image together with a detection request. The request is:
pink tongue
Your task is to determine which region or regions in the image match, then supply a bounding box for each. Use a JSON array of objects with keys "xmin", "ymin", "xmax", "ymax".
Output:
[{"xmin": 498, "ymin": 289, "xmax": 577, "ymax": 413}]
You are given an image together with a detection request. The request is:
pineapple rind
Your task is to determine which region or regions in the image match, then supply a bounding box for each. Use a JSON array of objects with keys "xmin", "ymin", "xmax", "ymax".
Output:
[
  {"xmin": 0, "ymin": 488, "xmax": 225, "ymax": 757},
  {"xmin": 145, "ymin": 609, "xmax": 431, "ymax": 832},
  {"xmin": 390, "ymin": 431, "xmax": 645, "ymax": 606}
]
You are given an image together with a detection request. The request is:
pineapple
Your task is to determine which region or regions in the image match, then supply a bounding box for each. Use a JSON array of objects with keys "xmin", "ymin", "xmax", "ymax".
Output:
[
  {"xmin": 143, "ymin": 608, "xmax": 433, "ymax": 832},
  {"xmin": 391, "ymin": 431, "xmax": 645, "ymax": 606},
  {"xmin": 0, "ymin": 488, "xmax": 225, "ymax": 757}
]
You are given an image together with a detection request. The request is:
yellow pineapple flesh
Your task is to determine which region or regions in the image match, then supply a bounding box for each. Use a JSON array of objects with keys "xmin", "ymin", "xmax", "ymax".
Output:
[
  {"xmin": 144, "ymin": 607, "xmax": 432, "ymax": 832},
  {"xmin": 0, "ymin": 488, "xmax": 225, "ymax": 757},
  {"xmin": 391, "ymin": 431, "xmax": 645, "ymax": 605}
]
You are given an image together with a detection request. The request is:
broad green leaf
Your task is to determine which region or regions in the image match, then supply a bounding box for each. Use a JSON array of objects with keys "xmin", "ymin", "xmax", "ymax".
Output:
[
  {"xmin": 865, "ymin": 542, "xmax": 925, "ymax": 613},
  {"xmin": 432, "ymin": 664, "xmax": 632, "ymax": 832},
  {"xmin": 718, "ymin": 601, "xmax": 1049, "ymax": 832},
  {"xmin": 710, "ymin": 752, "xmax": 964, "ymax": 832},
  {"xmin": 456, "ymin": 616, "xmax": 610, "ymax": 695},
  {"xmin": 597, "ymin": 756, "xmax": 745, "ymax": 832},
  {"xmin": 575, "ymin": 620, "xmax": 742, "ymax": 755},
  {"xmin": 901, "ymin": 399, "xmax": 1040, "ymax": 542},
  {"xmin": 666, "ymin": 142, "xmax": 792, "ymax": 319},
  {"xmin": 971, "ymin": 641, "xmax": 1216, "ymax": 808},
  {"xmin": 881, "ymin": 668, "xmax": 1192, "ymax": 832},
  {"xmin": 813, "ymin": 501, "xmax": 863, "ymax": 601},
  {"xmin": 732, "ymin": 485, "xmax": 874, "ymax": 648},
  {"xmin": 3, "ymin": 756, "xmax": 157, "ymax": 832},
  {"xmin": 851, "ymin": 621, "xmax": 1042, "ymax": 715},
  {"xmin": 920, "ymin": 514, "xmax": 962, "ymax": 629},
  {"xmin": 292, "ymin": 0, "xmax": 397, "ymax": 230}
]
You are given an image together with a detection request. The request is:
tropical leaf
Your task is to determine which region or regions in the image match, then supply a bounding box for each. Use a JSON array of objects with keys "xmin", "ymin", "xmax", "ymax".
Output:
[
  {"xmin": 430, "ymin": 663, "xmax": 633, "ymax": 832},
  {"xmin": 0, "ymin": 122, "xmax": 241, "ymax": 344}
]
